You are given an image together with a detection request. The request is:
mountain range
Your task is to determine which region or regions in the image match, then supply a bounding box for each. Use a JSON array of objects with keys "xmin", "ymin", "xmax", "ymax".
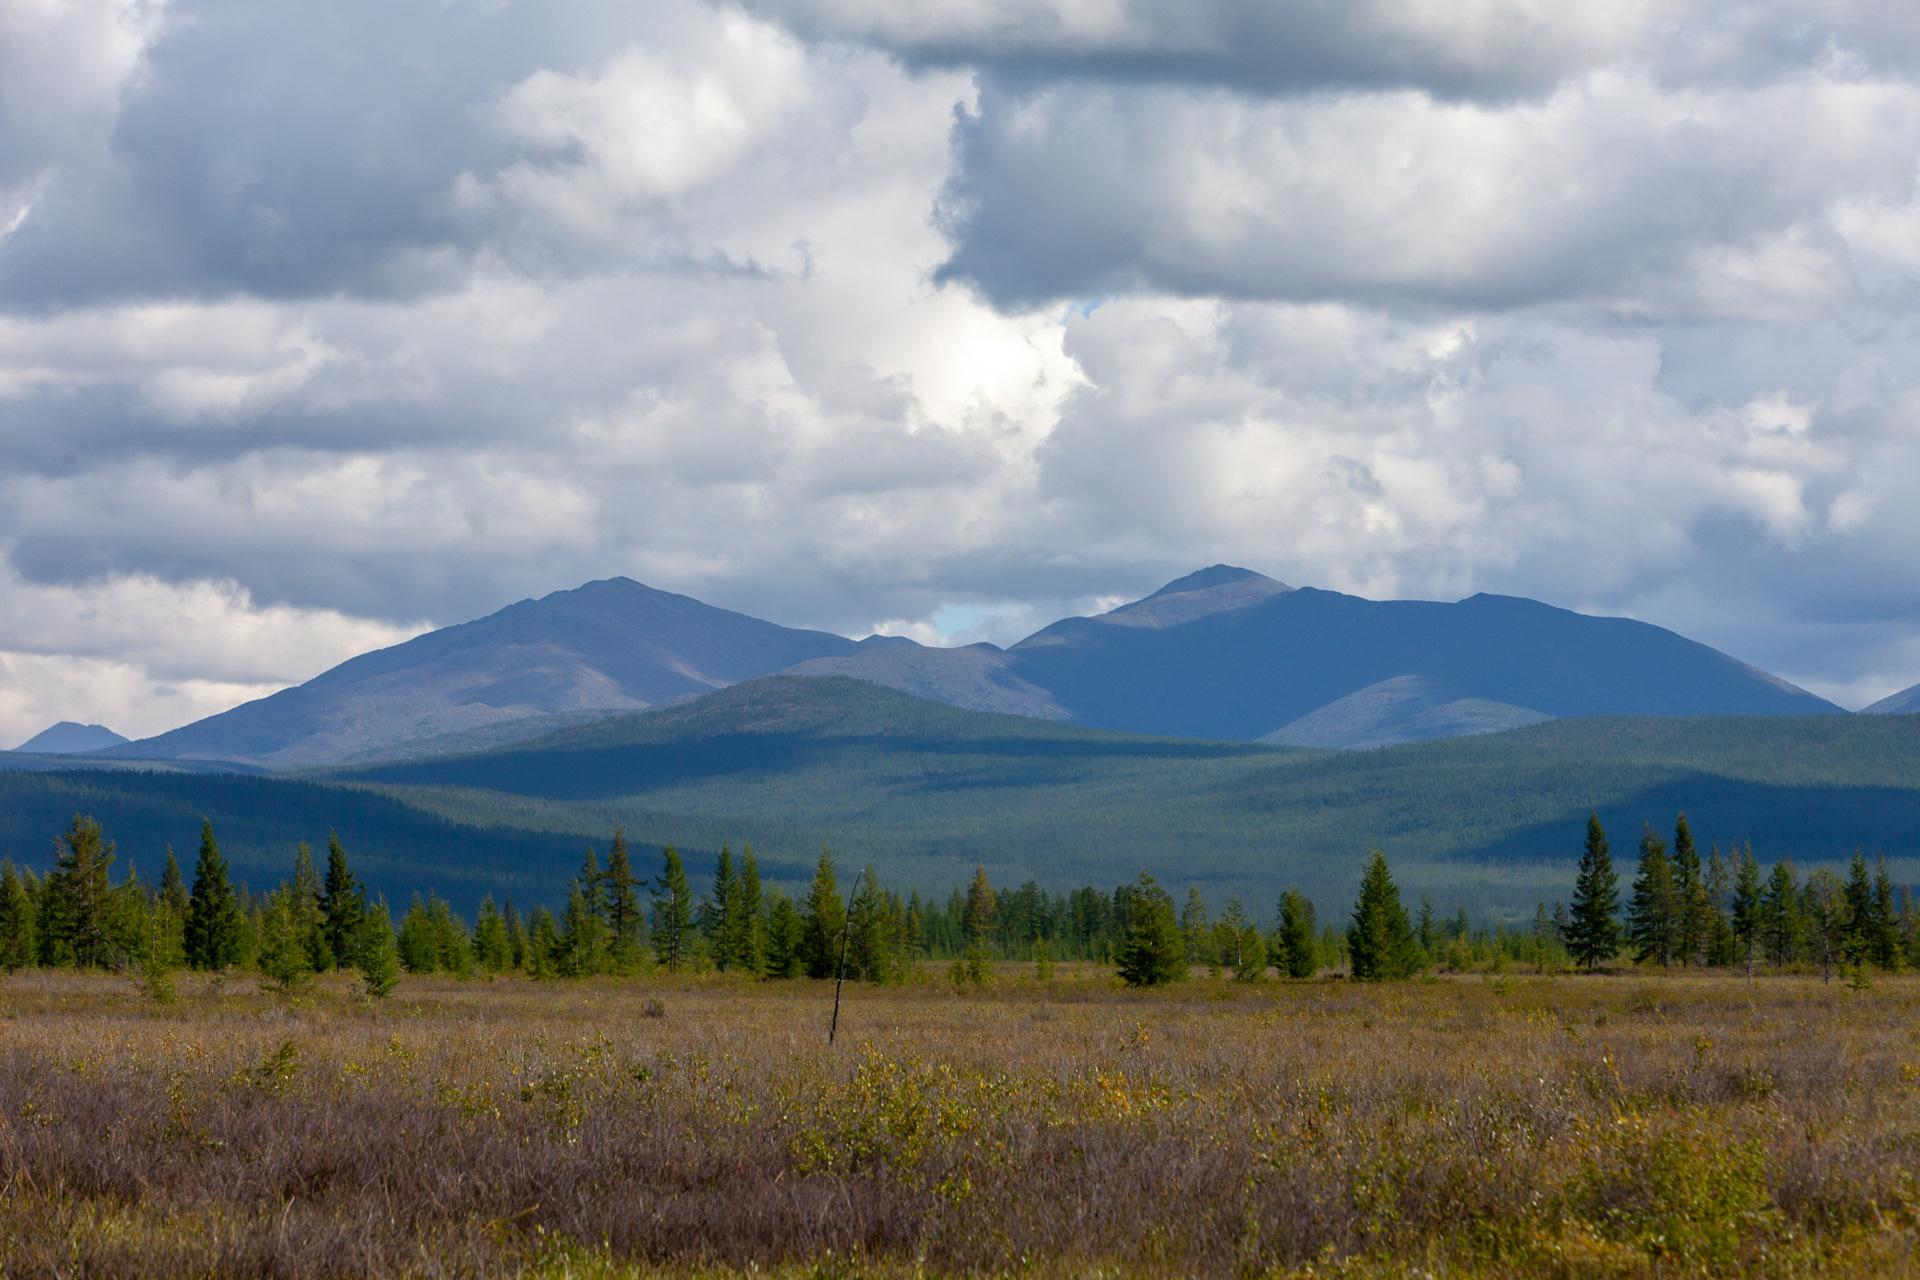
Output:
[{"xmin": 28, "ymin": 564, "xmax": 1876, "ymax": 768}]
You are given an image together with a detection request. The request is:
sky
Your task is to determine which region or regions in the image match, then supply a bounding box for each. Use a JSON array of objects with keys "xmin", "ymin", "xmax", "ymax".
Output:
[{"xmin": 5, "ymin": 0, "xmax": 1920, "ymax": 745}]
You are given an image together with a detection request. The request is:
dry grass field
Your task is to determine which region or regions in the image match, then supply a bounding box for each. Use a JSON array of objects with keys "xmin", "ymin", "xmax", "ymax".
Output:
[{"xmin": 1, "ymin": 965, "xmax": 1918, "ymax": 1278}]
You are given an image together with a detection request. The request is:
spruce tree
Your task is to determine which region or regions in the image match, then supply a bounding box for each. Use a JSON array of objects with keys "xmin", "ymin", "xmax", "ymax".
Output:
[
  {"xmin": 1115, "ymin": 872, "xmax": 1186, "ymax": 986},
  {"xmin": 1760, "ymin": 860, "xmax": 1802, "ymax": 967},
  {"xmin": 1671, "ymin": 814, "xmax": 1710, "ymax": 965},
  {"xmin": 1180, "ymin": 887, "xmax": 1211, "ymax": 967},
  {"xmin": 1346, "ymin": 850, "xmax": 1418, "ymax": 981},
  {"xmin": 396, "ymin": 895, "xmax": 439, "ymax": 973},
  {"xmin": 356, "ymin": 898, "xmax": 400, "ymax": 998},
  {"xmin": 472, "ymin": 896, "xmax": 510, "ymax": 971},
  {"xmin": 1276, "ymin": 888, "xmax": 1318, "ymax": 978},
  {"xmin": 1566, "ymin": 812, "xmax": 1621, "ymax": 972},
  {"xmin": 707, "ymin": 844, "xmax": 738, "ymax": 971},
  {"xmin": 731, "ymin": 845, "xmax": 766, "ymax": 975},
  {"xmin": 1843, "ymin": 849, "xmax": 1874, "ymax": 965},
  {"xmin": 1627, "ymin": 825, "xmax": 1678, "ymax": 966},
  {"xmin": 256, "ymin": 887, "xmax": 314, "ymax": 993},
  {"xmin": 1730, "ymin": 845, "xmax": 1763, "ymax": 977},
  {"xmin": 503, "ymin": 898, "xmax": 527, "ymax": 970},
  {"xmin": 289, "ymin": 841, "xmax": 330, "ymax": 972},
  {"xmin": 1799, "ymin": 870, "xmax": 1847, "ymax": 981},
  {"xmin": 317, "ymin": 833, "xmax": 366, "ymax": 969},
  {"xmin": 603, "ymin": 829, "xmax": 645, "ymax": 971},
  {"xmin": 764, "ymin": 890, "xmax": 803, "ymax": 978},
  {"xmin": 160, "ymin": 848, "xmax": 190, "ymax": 920},
  {"xmin": 800, "ymin": 847, "xmax": 844, "ymax": 979},
  {"xmin": 1872, "ymin": 853, "xmax": 1901, "ymax": 970},
  {"xmin": 527, "ymin": 908, "xmax": 561, "ymax": 979},
  {"xmin": 185, "ymin": 820, "xmax": 243, "ymax": 970},
  {"xmin": 846, "ymin": 862, "xmax": 890, "ymax": 982},
  {"xmin": 651, "ymin": 845, "xmax": 694, "ymax": 970},
  {"xmin": 962, "ymin": 867, "xmax": 995, "ymax": 952},
  {"xmin": 45, "ymin": 813, "xmax": 118, "ymax": 969},
  {"xmin": 0, "ymin": 860, "xmax": 35, "ymax": 972}
]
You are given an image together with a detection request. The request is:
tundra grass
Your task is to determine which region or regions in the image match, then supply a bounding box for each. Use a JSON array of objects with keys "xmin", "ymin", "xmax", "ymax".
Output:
[{"xmin": 1, "ymin": 966, "xmax": 1919, "ymax": 1277}]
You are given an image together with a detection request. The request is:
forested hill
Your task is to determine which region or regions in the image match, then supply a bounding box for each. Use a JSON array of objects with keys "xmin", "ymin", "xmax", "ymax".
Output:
[{"xmin": 5, "ymin": 678, "xmax": 1918, "ymax": 916}]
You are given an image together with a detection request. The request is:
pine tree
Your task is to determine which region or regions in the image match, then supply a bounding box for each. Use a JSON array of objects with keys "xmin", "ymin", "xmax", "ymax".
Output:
[
  {"xmin": 602, "ymin": 829, "xmax": 645, "ymax": 971},
  {"xmin": 473, "ymin": 896, "xmax": 511, "ymax": 971},
  {"xmin": 729, "ymin": 846, "xmax": 765, "ymax": 975},
  {"xmin": 503, "ymin": 898, "xmax": 527, "ymax": 970},
  {"xmin": 185, "ymin": 820, "xmax": 244, "ymax": 971},
  {"xmin": 962, "ymin": 867, "xmax": 995, "ymax": 952},
  {"xmin": 847, "ymin": 862, "xmax": 890, "ymax": 983},
  {"xmin": 356, "ymin": 898, "xmax": 400, "ymax": 998},
  {"xmin": 46, "ymin": 814, "xmax": 118, "ymax": 970},
  {"xmin": 765, "ymin": 890, "xmax": 803, "ymax": 978},
  {"xmin": 1760, "ymin": 860, "xmax": 1801, "ymax": 967},
  {"xmin": 1416, "ymin": 894, "xmax": 1437, "ymax": 957},
  {"xmin": 1566, "ymin": 812, "xmax": 1622, "ymax": 972},
  {"xmin": 1731, "ymin": 844, "xmax": 1763, "ymax": 977},
  {"xmin": 650, "ymin": 845, "xmax": 694, "ymax": 970},
  {"xmin": 1843, "ymin": 849, "xmax": 1874, "ymax": 965},
  {"xmin": 256, "ymin": 886, "xmax": 315, "ymax": 993},
  {"xmin": 1346, "ymin": 850, "xmax": 1418, "ymax": 981},
  {"xmin": 527, "ymin": 908, "xmax": 561, "ymax": 979},
  {"xmin": 1671, "ymin": 814, "xmax": 1710, "ymax": 965},
  {"xmin": 800, "ymin": 847, "xmax": 845, "ymax": 980},
  {"xmin": 397, "ymin": 895, "xmax": 440, "ymax": 973},
  {"xmin": 1872, "ymin": 853, "xmax": 1901, "ymax": 970},
  {"xmin": 1180, "ymin": 887, "xmax": 1211, "ymax": 967},
  {"xmin": 559, "ymin": 882, "xmax": 607, "ymax": 977},
  {"xmin": 1277, "ymin": 888, "xmax": 1317, "ymax": 978},
  {"xmin": 707, "ymin": 845, "xmax": 738, "ymax": 971},
  {"xmin": 1799, "ymin": 869, "xmax": 1847, "ymax": 981},
  {"xmin": 1627, "ymin": 825, "xmax": 1678, "ymax": 966},
  {"xmin": 0, "ymin": 859, "xmax": 35, "ymax": 972},
  {"xmin": 317, "ymin": 833, "xmax": 366, "ymax": 970},
  {"xmin": 289, "ymin": 842, "xmax": 331, "ymax": 973},
  {"xmin": 1116, "ymin": 872, "xmax": 1185, "ymax": 986},
  {"xmin": 160, "ymin": 848, "xmax": 190, "ymax": 920}
]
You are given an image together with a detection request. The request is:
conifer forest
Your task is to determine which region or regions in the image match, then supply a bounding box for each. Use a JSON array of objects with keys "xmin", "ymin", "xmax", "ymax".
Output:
[{"xmin": 4, "ymin": 808, "xmax": 1920, "ymax": 1276}]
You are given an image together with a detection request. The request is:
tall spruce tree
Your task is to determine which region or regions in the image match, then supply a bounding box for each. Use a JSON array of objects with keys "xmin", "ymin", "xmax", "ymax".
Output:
[
  {"xmin": 46, "ymin": 814, "xmax": 118, "ymax": 970},
  {"xmin": 289, "ymin": 842, "xmax": 330, "ymax": 972},
  {"xmin": 1843, "ymin": 849, "xmax": 1874, "ymax": 965},
  {"xmin": 800, "ymin": 847, "xmax": 844, "ymax": 980},
  {"xmin": 1627, "ymin": 825, "xmax": 1678, "ymax": 966},
  {"xmin": 317, "ymin": 833, "xmax": 366, "ymax": 970},
  {"xmin": 356, "ymin": 898, "xmax": 400, "ymax": 998},
  {"xmin": 1671, "ymin": 814, "xmax": 1710, "ymax": 965},
  {"xmin": 1346, "ymin": 850, "xmax": 1418, "ymax": 981},
  {"xmin": 1566, "ymin": 813, "xmax": 1622, "ymax": 972},
  {"xmin": 184, "ymin": 821, "xmax": 243, "ymax": 971},
  {"xmin": 707, "ymin": 845, "xmax": 738, "ymax": 971},
  {"xmin": 1115, "ymin": 872, "xmax": 1186, "ymax": 986},
  {"xmin": 1277, "ymin": 888, "xmax": 1318, "ymax": 978},
  {"xmin": 765, "ymin": 890, "xmax": 803, "ymax": 978},
  {"xmin": 603, "ymin": 829, "xmax": 645, "ymax": 971},
  {"xmin": 159, "ymin": 848, "xmax": 189, "ymax": 920},
  {"xmin": 650, "ymin": 845, "xmax": 694, "ymax": 970},
  {"xmin": 1760, "ymin": 860, "xmax": 1802, "ymax": 967},
  {"xmin": 729, "ymin": 846, "xmax": 765, "ymax": 975},
  {"xmin": 1872, "ymin": 853, "xmax": 1901, "ymax": 970}
]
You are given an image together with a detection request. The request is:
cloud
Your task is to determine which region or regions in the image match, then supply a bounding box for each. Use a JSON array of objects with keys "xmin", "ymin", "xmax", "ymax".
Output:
[
  {"xmin": 934, "ymin": 71, "xmax": 1920, "ymax": 313},
  {"xmin": 3, "ymin": 0, "xmax": 1920, "ymax": 740}
]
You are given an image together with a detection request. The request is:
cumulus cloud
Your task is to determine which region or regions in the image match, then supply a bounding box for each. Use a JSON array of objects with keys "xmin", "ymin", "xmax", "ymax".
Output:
[{"xmin": 3, "ymin": 0, "xmax": 1920, "ymax": 742}]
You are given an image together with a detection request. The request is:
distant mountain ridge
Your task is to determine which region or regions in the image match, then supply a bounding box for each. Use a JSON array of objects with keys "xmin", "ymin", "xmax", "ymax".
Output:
[
  {"xmin": 1863, "ymin": 682, "xmax": 1920, "ymax": 715},
  {"xmin": 98, "ymin": 578, "xmax": 865, "ymax": 768},
  {"xmin": 93, "ymin": 564, "xmax": 1844, "ymax": 767},
  {"xmin": 795, "ymin": 566, "xmax": 1840, "ymax": 745}
]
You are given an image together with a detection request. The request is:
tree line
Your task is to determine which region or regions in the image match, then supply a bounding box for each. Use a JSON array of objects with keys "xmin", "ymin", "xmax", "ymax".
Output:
[{"xmin": 4, "ymin": 809, "xmax": 1913, "ymax": 992}]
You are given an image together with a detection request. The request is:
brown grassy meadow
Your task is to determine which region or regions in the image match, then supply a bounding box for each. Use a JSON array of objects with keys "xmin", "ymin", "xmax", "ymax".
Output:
[{"xmin": 1, "ymin": 965, "xmax": 1918, "ymax": 1278}]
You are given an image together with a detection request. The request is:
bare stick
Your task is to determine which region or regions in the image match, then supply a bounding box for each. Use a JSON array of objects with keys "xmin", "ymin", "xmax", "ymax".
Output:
[{"xmin": 829, "ymin": 867, "xmax": 865, "ymax": 1045}]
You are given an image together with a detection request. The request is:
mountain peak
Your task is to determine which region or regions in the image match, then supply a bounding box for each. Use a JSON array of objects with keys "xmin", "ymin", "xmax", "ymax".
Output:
[
  {"xmin": 1099, "ymin": 565, "xmax": 1294, "ymax": 630},
  {"xmin": 1144, "ymin": 565, "xmax": 1283, "ymax": 598},
  {"xmin": 14, "ymin": 722, "xmax": 131, "ymax": 754}
]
